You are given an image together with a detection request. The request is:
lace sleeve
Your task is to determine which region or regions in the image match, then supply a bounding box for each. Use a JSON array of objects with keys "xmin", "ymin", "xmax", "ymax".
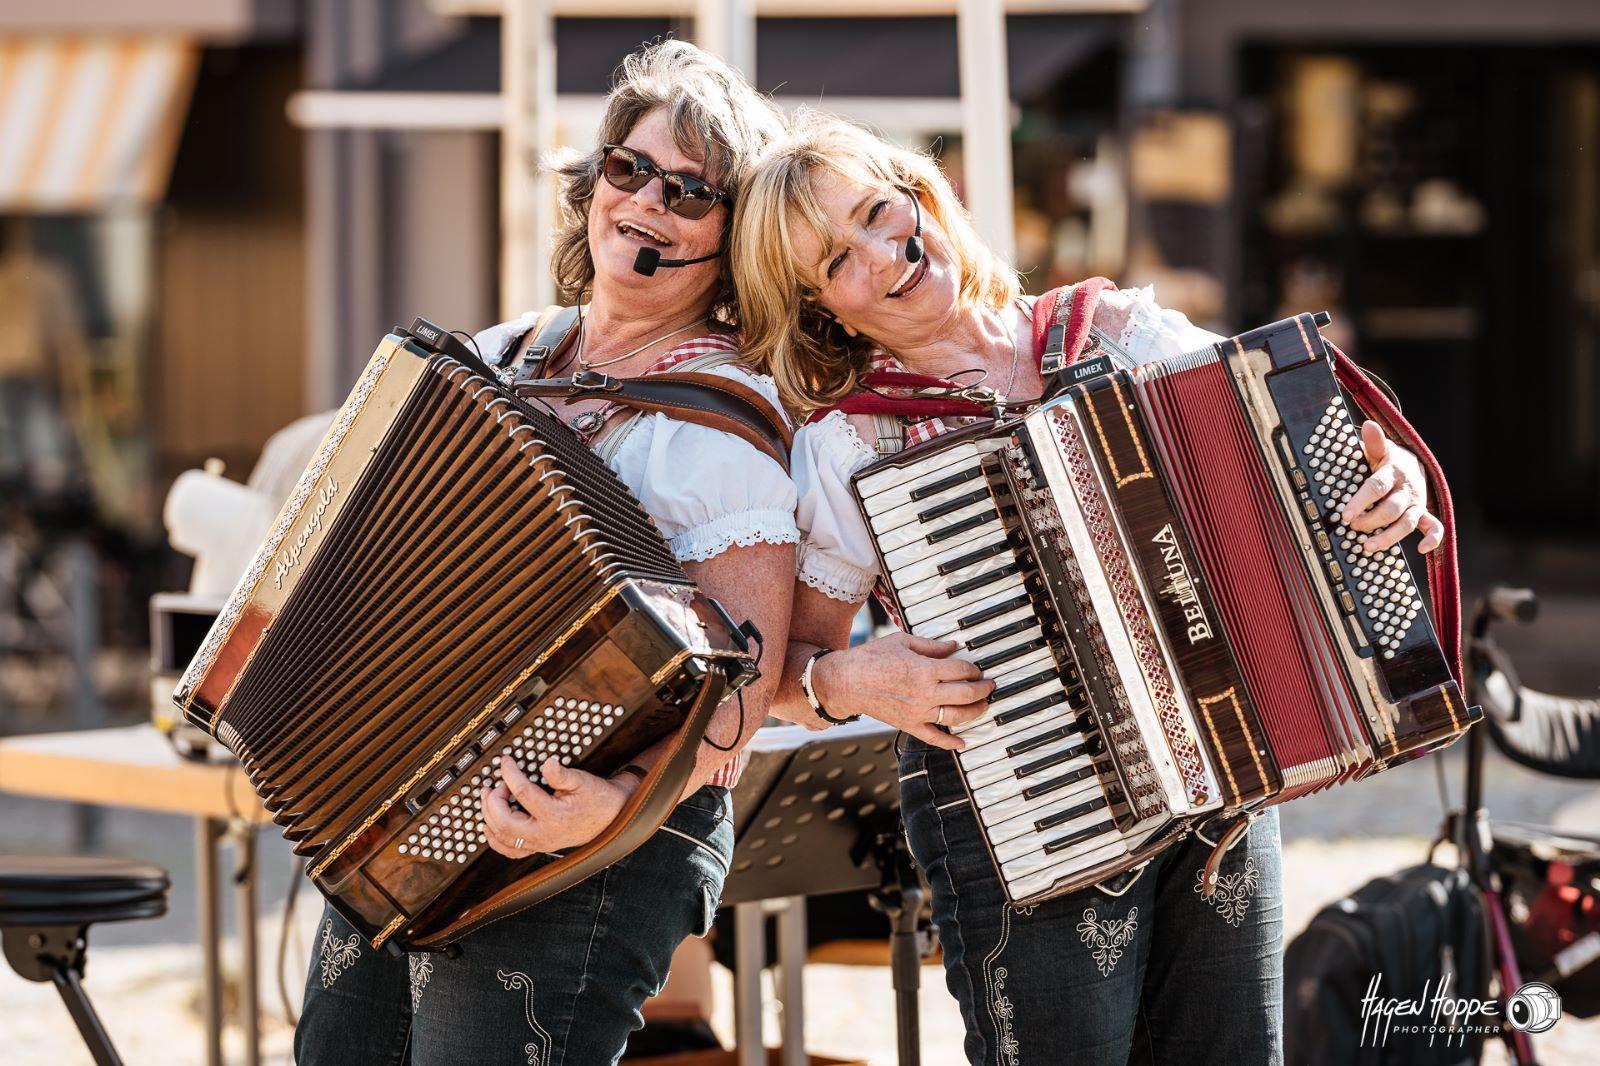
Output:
[
  {"xmin": 1097, "ymin": 285, "xmax": 1225, "ymax": 367},
  {"xmin": 607, "ymin": 366, "xmax": 800, "ymax": 565},
  {"xmin": 793, "ymin": 411, "xmax": 881, "ymax": 603}
]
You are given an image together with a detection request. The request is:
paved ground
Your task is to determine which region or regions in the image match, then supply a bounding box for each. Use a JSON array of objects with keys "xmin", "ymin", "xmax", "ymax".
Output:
[{"xmin": 1, "ymin": 733, "xmax": 1596, "ymax": 1064}]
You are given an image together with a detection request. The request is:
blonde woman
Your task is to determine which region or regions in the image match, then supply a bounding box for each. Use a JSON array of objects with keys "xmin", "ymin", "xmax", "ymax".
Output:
[
  {"xmin": 733, "ymin": 114, "xmax": 1445, "ymax": 1065},
  {"xmin": 295, "ymin": 42, "xmax": 795, "ymax": 1066}
]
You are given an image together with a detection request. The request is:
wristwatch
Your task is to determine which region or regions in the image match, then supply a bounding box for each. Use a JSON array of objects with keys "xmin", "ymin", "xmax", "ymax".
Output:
[{"xmin": 801, "ymin": 648, "xmax": 859, "ymax": 725}]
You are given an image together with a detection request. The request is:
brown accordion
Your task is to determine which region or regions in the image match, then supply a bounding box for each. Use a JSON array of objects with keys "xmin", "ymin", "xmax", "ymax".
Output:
[
  {"xmin": 855, "ymin": 313, "xmax": 1478, "ymax": 906},
  {"xmin": 175, "ymin": 320, "xmax": 756, "ymax": 952}
]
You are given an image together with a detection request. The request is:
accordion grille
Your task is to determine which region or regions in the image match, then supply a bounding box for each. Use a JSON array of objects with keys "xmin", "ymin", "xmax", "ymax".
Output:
[{"xmin": 209, "ymin": 353, "xmax": 690, "ymax": 852}]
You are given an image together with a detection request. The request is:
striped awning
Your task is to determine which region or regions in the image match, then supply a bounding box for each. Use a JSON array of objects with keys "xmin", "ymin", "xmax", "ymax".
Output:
[{"xmin": 0, "ymin": 36, "xmax": 197, "ymax": 213}]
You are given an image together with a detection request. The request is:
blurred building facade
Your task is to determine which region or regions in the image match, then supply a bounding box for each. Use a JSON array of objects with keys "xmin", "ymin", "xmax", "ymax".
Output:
[{"xmin": 0, "ymin": 0, "xmax": 1596, "ymax": 662}]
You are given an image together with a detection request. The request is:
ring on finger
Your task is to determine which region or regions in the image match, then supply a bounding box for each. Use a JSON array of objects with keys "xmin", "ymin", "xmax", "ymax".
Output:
[
  {"xmin": 935, "ymin": 705, "xmax": 946, "ymax": 727},
  {"xmin": 514, "ymin": 836, "xmax": 524, "ymax": 849}
]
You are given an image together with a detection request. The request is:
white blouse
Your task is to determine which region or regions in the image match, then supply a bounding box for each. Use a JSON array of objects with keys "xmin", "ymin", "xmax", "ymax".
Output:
[
  {"xmin": 474, "ymin": 314, "xmax": 800, "ymax": 563},
  {"xmin": 792, "ymin": 286, "xmax": 1222, "ymax": 603}
]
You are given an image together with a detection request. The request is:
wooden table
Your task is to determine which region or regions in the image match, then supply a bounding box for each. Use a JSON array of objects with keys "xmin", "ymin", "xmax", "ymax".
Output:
[{"xmin": 0, "ymin": 724, "xmax": 269, "ymax": 1066}]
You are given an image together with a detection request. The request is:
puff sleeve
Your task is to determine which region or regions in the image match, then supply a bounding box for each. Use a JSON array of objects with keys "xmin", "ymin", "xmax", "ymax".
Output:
[
  {"xmin": 605, "ymin": 364, "xmax": 800, "ymax": 563},
  {"xmin": 791, "ymin": 410, "xmax": 884, "ymax": 603},
  {"xmin": 1095, "ymin": 285, "xmax": 1225, "ymax": 366}
]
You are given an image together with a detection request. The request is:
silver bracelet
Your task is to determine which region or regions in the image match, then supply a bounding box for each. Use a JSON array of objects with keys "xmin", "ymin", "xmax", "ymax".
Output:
[{"xmin": 800, "ymin": 648, "xmax": 858, "ymax": 725}]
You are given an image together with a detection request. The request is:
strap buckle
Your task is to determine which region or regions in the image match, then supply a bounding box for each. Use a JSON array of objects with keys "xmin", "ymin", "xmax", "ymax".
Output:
[
  {"xmin": 570, "ymin": 370, "xmax": 623, "ymax": 393},
  {"xmin": 945, "ymin": 383, "xmax": 1001, "ymax": 406}
]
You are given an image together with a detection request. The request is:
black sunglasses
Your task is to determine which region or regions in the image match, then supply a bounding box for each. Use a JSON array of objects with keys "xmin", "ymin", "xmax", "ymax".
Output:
[{"xmin": 600, "ymin": 144, "xmax": 731, "ymax": 220}]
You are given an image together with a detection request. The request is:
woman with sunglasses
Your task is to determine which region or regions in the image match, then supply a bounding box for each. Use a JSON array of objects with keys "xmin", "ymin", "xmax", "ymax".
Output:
[
  {"xmin": 294, "ymin": 42, "xmax": 794, "ymax": 1066},
  {"xmin": 733, "ymin": 114, "xmax": 1446, "ymax": 1066}
]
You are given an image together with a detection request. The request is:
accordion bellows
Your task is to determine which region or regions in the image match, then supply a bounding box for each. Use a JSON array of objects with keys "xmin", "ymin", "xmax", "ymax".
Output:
[
  {"xmin": 855, "ymin": 313, "xmax": 1476, "ymax": 905},
  {"xmin": 176, "ymin": 330, "xmax": 753, "ymax": 950}
]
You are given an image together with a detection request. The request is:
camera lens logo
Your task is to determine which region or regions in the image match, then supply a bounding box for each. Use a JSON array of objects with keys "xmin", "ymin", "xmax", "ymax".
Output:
[{"xmin": 1505, "ymin": 982, "xmax": 1562, "ymax": 1034}]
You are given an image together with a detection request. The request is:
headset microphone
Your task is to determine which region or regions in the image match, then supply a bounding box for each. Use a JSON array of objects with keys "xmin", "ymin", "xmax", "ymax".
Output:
[
  {"xmin": 903, "ymin": 188, "xmax": 924, "ymax": 266},
  {"xmin": 633, "ymin": 247, "xmax": 722, "ymax": 277}
]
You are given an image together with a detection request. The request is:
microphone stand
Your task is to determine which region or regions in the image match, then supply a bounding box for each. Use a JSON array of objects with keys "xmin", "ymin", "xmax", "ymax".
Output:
[{"xmin": 865, "ymin": 825, "xmax": 929, "ymax": 1066}]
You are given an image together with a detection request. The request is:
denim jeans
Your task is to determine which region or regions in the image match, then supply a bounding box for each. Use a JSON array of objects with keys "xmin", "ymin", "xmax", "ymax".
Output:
[
  {"xmin": 295, "ymin": 786, "xmax": 733, "ymax": 1066},
  {"xmin": 900, "ymin": 741, "xmax": 1284, "ymax": 1066}
]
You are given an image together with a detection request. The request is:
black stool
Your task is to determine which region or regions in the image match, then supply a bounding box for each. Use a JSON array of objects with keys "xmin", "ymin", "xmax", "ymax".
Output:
[{"xmin": 0, "ymin": 856, "xmax": 171, "ymax": 1066}]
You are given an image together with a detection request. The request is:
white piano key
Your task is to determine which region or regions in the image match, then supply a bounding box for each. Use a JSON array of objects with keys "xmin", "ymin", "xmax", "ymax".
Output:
[
  {"xmin": 904, "ymin": 573, "xmax": 1024, "ymax": 627},
  {"xmin": 898, "ymin": 550, "xmax": 1020, "ymax": 609},
  {"xmin": 912, "ymin": 593, "xmax": 1032, "ymax": 640},
  {"xmin": 952, "ymin": 604, "xmax": 1037, "ymax": 648},
  {"xmin": 864, "ymin": 458, "xmax": 985, "ymax": 517},
  {"xmin": 993, "ymin": 806, "xmax": 1110, "ymax": 862},
  {"xmin": 976, "ymin": 773, "xmax": 1104, "ymax": 827},
  {"xmin": 973, "ymin": 645, "xmax": 1056, "ymax": 685},
  {"xmin": 881, "ymin": 514, "xmax": 1008, "ymax": 571},
  {"xmin": 958, "ymin": 713, "xmax": 1080, "ymax": 770},
  {"xmin": 877, "ymin": 499, "xmax": 998, "ymax": 555},
  {"xmin": 963, "ymin": 734, "xmax": 1089, "ymax": 791},
  {"xmin": 954, "ymin": 683, "xmax": 1072, "ymax": 745},
  {"xmin": 1000, "ymin": 826, "xmax": 1122, "ymax": 881},
  {"xmin": 984, "ymin": 788, "xmax": 1109, "ymax": 847},
  {"xmin": 868, "ymin": 478, "xmax": 994, "ymax": 537},
  {"xmin": 887, "ymin": 528, "xmax": 1008, "ymax": 586},
  {"xmin": 1005, "ymin": 839, "xmax": 1129, "ymax": 899},
  {"xmin": 950, "ymin": 625, "xmax": 1044, "ymax": 666},
  {"xmin": 856, "ymin": 444, "xmax": 979, "ymax": 500},
  {"xmin": 971, "ymin": 751, "xmax": 1094, "ymax": 808}
]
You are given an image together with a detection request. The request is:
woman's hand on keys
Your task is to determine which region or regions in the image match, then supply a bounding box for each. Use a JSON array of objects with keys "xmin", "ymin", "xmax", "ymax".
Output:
[{"xmin": 814, "ymin": 632, "xmax": 992, "ymax": 750}]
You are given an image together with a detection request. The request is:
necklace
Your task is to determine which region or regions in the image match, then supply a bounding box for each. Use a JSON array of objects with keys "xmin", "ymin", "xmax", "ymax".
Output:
[
  {"xmin": 999, "ymin": 302, "xmax": 1026, "ymax": 400},
  {"xmin": 1002, "ymin": 324, "xmax": 1023, "ymax": 398},
  {"xmin": 574, "ymin": 313, "xmax": 707, "ymax": 371}
]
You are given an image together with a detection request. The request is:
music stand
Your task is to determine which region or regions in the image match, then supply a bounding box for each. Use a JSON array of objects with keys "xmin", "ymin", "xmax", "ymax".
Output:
[{"xmin": 723, "ymin": 721, "xmax": 929, "ymax": 1066}]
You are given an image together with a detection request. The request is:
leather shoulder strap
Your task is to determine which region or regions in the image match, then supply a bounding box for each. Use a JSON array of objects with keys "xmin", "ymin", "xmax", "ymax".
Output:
[
  {"xmin": 506, "ymin": 305, "xmax": 581, "ymax": 378},
  {"xmin": 516, "ymin": 369, "xmax": 793, "ymax": 472},
  {"xmin": 1033, "ymin": 277, "xmax": 1118, "ymax": 374}
]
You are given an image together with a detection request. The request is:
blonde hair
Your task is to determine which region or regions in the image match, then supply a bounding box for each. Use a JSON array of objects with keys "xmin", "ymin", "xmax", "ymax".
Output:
[
  {"xmin": 733, "ymin": 111, "xmax": 1021, "ymax": 416},
  {"xmin": 548, "ymin": 40, "xmax": 784, "ymax": 330}
]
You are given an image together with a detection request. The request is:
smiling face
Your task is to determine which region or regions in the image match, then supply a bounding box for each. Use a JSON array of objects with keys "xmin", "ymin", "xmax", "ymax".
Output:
[
  {"xmin": 586, "ymin": 107, "xmax": 727, "ymax": 306},
  {"xmin": 789, "ymin": 168, "xmax": 960, "ymax": 346}
]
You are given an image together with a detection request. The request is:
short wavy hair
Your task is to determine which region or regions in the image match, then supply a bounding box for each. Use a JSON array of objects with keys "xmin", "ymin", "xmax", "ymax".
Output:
[
  {"xmin": 733, "ymin": 111, "xmax": 1021, "ymax": 416},
  {"xmin": 548, "ymin": 40, "xmax": 785, "ymax": 331}
]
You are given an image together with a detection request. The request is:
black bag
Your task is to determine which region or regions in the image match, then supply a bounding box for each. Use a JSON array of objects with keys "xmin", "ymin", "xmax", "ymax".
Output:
[{"xmin": 1285, "ymin": 863, "xmax": 1491, "ymax": 1065}]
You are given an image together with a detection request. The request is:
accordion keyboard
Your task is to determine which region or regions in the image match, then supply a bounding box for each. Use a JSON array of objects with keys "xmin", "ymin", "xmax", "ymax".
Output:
[
  {"xmin": 855, "ymin": 443, "xmax": 1128, "ymax": 900},
  {"xmin": 847, "ymin": 311, "xmax": 1476, "ymax": 908}
]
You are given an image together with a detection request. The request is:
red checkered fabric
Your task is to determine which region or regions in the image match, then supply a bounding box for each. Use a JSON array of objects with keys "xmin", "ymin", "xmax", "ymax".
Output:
[
  {"xmin": 574, "ymin": 332, "xmax": 745, "ymax": 444},
  {"xmin": 863, "ymin": 350, "xmax": 988, "ymax": 448}
]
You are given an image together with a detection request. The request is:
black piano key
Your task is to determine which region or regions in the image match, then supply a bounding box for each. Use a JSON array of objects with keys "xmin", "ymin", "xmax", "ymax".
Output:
[
  {"xmin": 909, "ymin": 465, "xmax": 982, "ymax": 501},
  {"xmin": 959, "ymin": 594, "xmax": 1033, "ymax": 630},
  {"xmin": 974, "ymin": 636, "xmax": 1048, "ymax": 672},
  {"xmin": 1005, "ymin": 723, "xmax": 1077, "ymax": 758},
  {"xmin": 1034, "ymin": 798, "xmax": 1105, "ymax": 832},
  {"xmin": 1021, "ymin": 764, "xmax": 1097, "ymax": 801},
  {"xmin": 965, "ymin": 616, "xmax": 1037, "ymax": 651},
  {"xmin": 1014, "ymin": 740, "xmax": 1089, "ymax": 779},
  {"xmin": 917, "ymin": 487, "xmax": 991, "ymax": 522},
  {"xmin": 993, "ymin": 690, "xmax": 1069, "ymax": 726},
  {"xmin": 936, "ymin": 540, "xmax": 1009, "ymax": 576},
  {"xmin": 947, "ymin": 561, "xmax": 1022, "ymax": 598},
  {"xmin": 1043, "ymin": 819, "xmax": 1116, "ymax": 854},
  {"xmin": 926, "ymin": 511, "xmax": 996, "ymax": 545},
  {"xmin": 989, "ymin": 667, "xmax": 1058, "ymax": 702}
]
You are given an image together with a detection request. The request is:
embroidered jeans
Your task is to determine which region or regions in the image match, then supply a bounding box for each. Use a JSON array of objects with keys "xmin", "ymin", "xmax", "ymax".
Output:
[
  {"xmin": 900, "ymin": 741, "xmax": 1284, "ymax": 1066},
  {"xmin": 294, "ymin": 785, "xmax": 733, "ymax": 1066}
]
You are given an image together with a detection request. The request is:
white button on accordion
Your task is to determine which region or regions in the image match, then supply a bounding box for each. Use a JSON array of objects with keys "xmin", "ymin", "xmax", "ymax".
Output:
[{"xmin": 855, "ymin": 313, "xmax": 1476, "ymax": 906}]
